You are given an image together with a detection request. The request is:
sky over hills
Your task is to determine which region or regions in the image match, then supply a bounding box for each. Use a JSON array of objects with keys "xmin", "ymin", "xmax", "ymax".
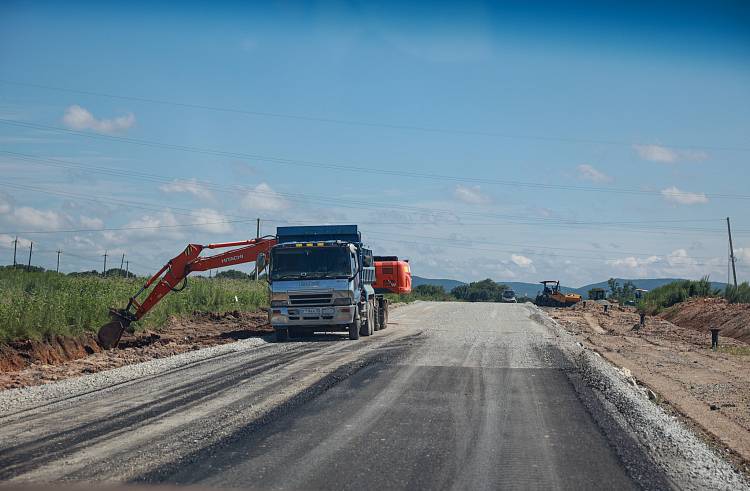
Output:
[{"xmin": 0, "ymin": 1, "xmax": 748, "ymax": 284}]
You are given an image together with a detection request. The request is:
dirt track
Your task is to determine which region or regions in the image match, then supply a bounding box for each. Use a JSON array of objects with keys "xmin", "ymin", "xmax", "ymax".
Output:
[{"xmin": 552, "ymin": 302, "xmax": 750, "ymax": 472}]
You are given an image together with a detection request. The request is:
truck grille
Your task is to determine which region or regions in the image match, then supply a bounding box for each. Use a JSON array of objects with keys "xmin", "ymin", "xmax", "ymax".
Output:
[{"xmin": 289, "ymin": 293, "xmax": 333, "ymax": 306}]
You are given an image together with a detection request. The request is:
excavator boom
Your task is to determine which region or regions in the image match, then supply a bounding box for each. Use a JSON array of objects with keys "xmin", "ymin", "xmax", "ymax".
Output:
[{"xmin": 97, "ymin": 236, "xmax": 276, "ymax": 349}]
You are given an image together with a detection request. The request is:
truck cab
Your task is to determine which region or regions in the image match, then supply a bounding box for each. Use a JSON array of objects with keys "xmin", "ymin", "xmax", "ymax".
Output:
[{"xmin": 268, "ymin": 225, "xmax": 384, "ymax": 342}]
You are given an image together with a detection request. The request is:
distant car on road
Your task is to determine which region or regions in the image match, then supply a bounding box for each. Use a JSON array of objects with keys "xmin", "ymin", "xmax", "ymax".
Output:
[{"xmin": 501, "ymin": 290, "xmax": 517, "ymax": 303}]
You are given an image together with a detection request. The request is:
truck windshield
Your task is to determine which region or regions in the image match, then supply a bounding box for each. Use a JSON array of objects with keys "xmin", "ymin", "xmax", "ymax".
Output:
[{"xmin": 270, "ymin": 247, "xmax": 352, "ymax": 281}]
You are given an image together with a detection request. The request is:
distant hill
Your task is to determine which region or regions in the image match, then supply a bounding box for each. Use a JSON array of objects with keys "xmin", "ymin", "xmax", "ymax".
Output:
[
  {"xmin": 496, "ymin": 282, "xmax": 547, "ymax": 299},
  {"xmin": 412, "ymin": 276, "xmax": 728, "ymax": 299},
  {"xmin": 571, "ymin": 278, "xmax": 728, "ymax": 297},
  {"xmin": 411, "ymin": 275, "xmax": 465, "ymax": 292}
]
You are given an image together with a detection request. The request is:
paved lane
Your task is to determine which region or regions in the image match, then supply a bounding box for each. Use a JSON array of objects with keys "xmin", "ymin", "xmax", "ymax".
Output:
[{"xmin": 144, "ymin": 302, "xmax": 659, "ymax": 490}]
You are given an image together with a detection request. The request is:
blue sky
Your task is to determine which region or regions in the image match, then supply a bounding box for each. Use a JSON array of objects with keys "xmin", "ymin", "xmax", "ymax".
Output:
[{"xmin": 1, "ymin": 1, "xmax": 749, "ymax": 286}]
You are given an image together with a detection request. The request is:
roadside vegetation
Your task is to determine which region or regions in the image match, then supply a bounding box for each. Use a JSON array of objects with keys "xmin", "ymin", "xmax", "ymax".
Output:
[
  {"xmin": 638, "ymin": 277, "xmax": 719, "ymax": 314},
  {"xmin": 388, "ymin": 279, "xmax": 512, "ymax": 304},
  {"xmin": 724, "ymin": 282, "xmax": 750, "ymax": 304},
  {"xmin": 0, "ymin": 267, "xmax": 267, "ymax": 342}
]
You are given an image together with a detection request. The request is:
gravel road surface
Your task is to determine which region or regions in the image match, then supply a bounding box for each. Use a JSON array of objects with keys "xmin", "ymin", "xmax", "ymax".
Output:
[{"xmin": 1, "ymin": 302, "xmax": 740, "ymax": 489}]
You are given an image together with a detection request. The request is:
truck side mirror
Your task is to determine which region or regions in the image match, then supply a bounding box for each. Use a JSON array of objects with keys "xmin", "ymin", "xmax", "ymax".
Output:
[{"xmin": 256, "ymin": 252, "xmax": 266, "ymax": 272}]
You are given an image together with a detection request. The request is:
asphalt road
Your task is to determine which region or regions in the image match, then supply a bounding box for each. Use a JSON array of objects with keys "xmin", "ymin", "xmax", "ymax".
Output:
[{"xmin": 0, "ymin": 302, "xmax": 667, "ymax": 490}]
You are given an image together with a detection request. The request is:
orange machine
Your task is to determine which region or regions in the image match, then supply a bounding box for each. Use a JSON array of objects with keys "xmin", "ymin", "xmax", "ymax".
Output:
[
  {"xmin": 97, "ymin": 236, "xmax": 276, "ymax": 349},
  {"xmin": 373, "ymin": 256, "xmax": 412, "ymax": 294}
]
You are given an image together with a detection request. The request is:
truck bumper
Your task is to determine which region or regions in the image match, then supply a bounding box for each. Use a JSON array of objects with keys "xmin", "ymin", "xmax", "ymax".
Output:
[{"xmin": 270, "ymin": 305, "xmax": 355, "ymax": 330}]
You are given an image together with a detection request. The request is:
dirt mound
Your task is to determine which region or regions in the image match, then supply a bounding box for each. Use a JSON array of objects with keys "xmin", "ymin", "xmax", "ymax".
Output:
[
  {"xmin": 0, "ymin": 335, "xmax": 102, "ymax": 372},
  {"xmin": 0, "ymin": 310, "xmax": 272, "ymax": 390},
  {"xmin": 660, "ymin": 297, "xmax": 750, "ymax": 344}
]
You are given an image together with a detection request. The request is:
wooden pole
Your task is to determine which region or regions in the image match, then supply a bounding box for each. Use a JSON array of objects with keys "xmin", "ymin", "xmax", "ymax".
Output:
[
  {"xmin": 727, "ymin": 217, "xmax": 738, "ymax": 287},
  {"xmin": 26, "ymin": 242, "xmax": 33, "ymax": 272}
]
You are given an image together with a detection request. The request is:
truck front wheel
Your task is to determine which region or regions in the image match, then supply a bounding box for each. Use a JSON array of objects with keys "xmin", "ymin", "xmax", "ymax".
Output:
[
  {"xmin": 276, "ymin": 328, "xmax": 289, "ymax": 343},
  {"xmin": 349, "ymin": 316, "xmax": 360, "ymax": 340}
]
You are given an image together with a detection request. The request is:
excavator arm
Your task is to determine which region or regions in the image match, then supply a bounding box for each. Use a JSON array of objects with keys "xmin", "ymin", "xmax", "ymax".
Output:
[{"xmin": 97, "ymin": 236, "xmax": 277, "ymax": 349}]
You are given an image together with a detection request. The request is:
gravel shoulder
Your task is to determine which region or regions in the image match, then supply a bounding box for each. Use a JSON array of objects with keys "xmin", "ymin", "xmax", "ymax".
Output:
[{"xmin": 551, "ymin": 302, "xmax": 750, "ymax": 475}]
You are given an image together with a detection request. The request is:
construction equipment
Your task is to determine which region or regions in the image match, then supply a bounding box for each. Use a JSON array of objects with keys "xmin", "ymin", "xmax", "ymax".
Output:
[
  {"xmin": 535, "ymin": 280, "xmax": 582, "ymax": 307},
  {"xmin": 588, "ymin": 288, "xmax": 606, "ymax": 301},
  {"xmin": 98, "ymin": 225, "xmax": 411, "ymax": 348},
  {"xmin": 268, "ymin": 225, "xmax": 411, "ymax": 341},
  {"xmin": 373, "ymin": 256, "xmax": 412, "ymax": 294},
  {"xmin": 97, "ymin": 237, "xmax": 276, "ymax": 349}
]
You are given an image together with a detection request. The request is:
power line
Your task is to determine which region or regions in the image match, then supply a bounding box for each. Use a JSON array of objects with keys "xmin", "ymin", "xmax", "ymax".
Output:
[
  {"xmin": 2, "ymin": 151, "xmax": 748, "ymax": 235},
  {"xmin": 2, "ymin": 79, "xmax": 748, "ymax": 152},
  {"xmin": 3, "ymin": 180, "xmax": 746, "ymax": 240},
  {"xmin": 3, "ymin": 120, "xmax": 750, "ymax": 201},
  {"xmin": 0, "ymin": 217, "xmax": 259, "ymax": 235}
]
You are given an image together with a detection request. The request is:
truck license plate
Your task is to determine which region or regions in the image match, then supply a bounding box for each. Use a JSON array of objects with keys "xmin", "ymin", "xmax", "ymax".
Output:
[{"xmin": 301, "ymin": 307, "xmax": 321, "ymax": 316}]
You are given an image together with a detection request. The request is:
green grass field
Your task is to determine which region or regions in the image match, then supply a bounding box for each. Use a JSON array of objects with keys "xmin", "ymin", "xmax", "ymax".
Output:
[{"xmin": 0, "ymin": 268, "xmax": 267, "ymax": 342}]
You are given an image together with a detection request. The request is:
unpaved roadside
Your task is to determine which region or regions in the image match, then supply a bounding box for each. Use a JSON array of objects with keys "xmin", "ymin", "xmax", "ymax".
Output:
[
  {"xmin": 551, "ymin": 302, "xmax": 750, "ymax": 473},
  {"xmin": 0, "ymin": 310, "xmax": 271, "ymax": 390}
]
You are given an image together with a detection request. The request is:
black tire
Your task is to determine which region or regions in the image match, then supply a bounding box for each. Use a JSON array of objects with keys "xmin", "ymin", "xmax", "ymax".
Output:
[
  {"xmin": 368, "ymin": 301, "xmax": 375, "ymax": 335},
  {"xmin": 381, "ymin": 303, "xmax": 388, "ymax": 329},
  {"xmin": 359, "ymin": 304, "xmax": 370, "ymax": 336},
  {"xmin": 275, "ymin": 328, "xmax": 289, "ymax": 342},
  {"xmin": 349, "ymin": 316, "xmax": 360, "ymax": 340}
]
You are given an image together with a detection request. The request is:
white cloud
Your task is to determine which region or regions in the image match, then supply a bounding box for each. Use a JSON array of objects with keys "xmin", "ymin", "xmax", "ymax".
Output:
[
  {"xmin": 576, "ymin": 164, "xmax": 612, "ymax": 183},
  {"xmin": 633, "ymin": 144, "xmax": 678, "ymax": 163},
  {"xmin": 661, "ymin": 186, "xmax": 709, "ymax": 205},
  {"xmin": 62, "ymin": 105, "xmax": 135, "ymax": 134},
  {"xmin": 511, "ymin": 254, "xmax": 533, "ymax": 268},
  {"xmin": 105, "ymin": 210, "xmax": 183, "ymax": 242},
  {"xmin": 159, "ymin": 178, "xmax": 215, "ymax": 202},
  {"xmin": 189, "ymin": 208, "xmax": 232, "ymax": 234},
  {"xmin": 0, "ymin": 233, "xmax": 32, "ymax": 249},
  {"xmin": 606, "ymin": 255, "xmax": 661, "ymax": 269},
  {"xmin": 241, "ymin": 183, "xmax": 289, "ymax": 211},
  {"xmin": 79, "ymin": 216, "xmax": 104, "ymax": 229},
  {"xmin": 633, "ymin": 144, "xmax": 709, "ymax": 164},
  {"xmin": 666, "ymin": 249, "xmax": 696, "ymax": 267},
  {"xmin": 0, "ymin": 193, "xmax": 11, "ymax": 214},
  {"xmin": 12, "ymin": 207, "xmax": 70, "ymax": 229},
  {"xmin": 735, "ymin": 247, "xmax": 750, "ymax": 263},
  {"xmin": 453, "ymin": 185, "xmax": 491, "ymax": 205}
]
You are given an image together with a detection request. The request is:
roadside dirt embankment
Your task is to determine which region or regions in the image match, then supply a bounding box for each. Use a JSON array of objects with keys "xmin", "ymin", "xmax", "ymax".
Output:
[
  {"xmin": 0, "ymin": 310, "xmax": 271, "ymax": 390},
  {"xmin": 550, "ymin": 302, "xmax": 750, "ymax": 473},
  {"xmin": 661, "ymin": 297, "xmax": 750, "ymax": 344}
]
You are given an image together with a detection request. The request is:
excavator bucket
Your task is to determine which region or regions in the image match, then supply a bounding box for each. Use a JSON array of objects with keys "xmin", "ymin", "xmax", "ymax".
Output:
[{"xmin": 97, "ymin": 311, "xmax": 131, "ymax": 349}]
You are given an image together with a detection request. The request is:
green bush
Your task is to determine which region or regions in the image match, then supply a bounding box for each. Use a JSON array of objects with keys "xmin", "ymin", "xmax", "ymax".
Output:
[
  {"xmin": 0, "ymin": 268, "xmax": 267, "ymax": 342},
  {"xmin": 725, "ymin": 282, "xmax": 750, "ymax": 304},
  {"xmin": 451, "ymin": 279, "xmax": 508, "ymax": 302},
  {"xmin": 386, "ymin": 284, "xmax": 453, "ymax": 303},
  {"xmin": 639, "ymin": 276, "xmax": 718, "ymax": 314}
]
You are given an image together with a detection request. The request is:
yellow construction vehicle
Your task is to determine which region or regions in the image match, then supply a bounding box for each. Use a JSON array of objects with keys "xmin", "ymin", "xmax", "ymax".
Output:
[{"xmin": 535, "ymin": 280, "xmax": 582, "ymax": 307}]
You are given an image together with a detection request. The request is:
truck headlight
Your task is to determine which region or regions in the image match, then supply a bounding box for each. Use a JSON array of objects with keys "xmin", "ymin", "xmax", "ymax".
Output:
[
  {"xmin": 270, "ymin": 293, "xmax": 289, "ymax": 307},
  {"xmin": 332, "ymin": 297, "xmax": 352, "ymax": 306}
]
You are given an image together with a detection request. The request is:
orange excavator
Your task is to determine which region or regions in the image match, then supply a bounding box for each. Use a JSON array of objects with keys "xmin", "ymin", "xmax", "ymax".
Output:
[{"xmin": 97, "ymin": 237, "xmax": 277, "ymax": 349}]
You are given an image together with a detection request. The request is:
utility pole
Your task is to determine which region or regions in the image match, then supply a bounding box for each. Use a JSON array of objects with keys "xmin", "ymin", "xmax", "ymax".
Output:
[
  {"xmin": 125, "ymin": 260, "xmax": 129, "ymax": 278},
  {"xmin": 255, "ymin": 218, "xmax": 260, "ymax": 281},
  {"xmin": 727, "ymin": 217, "xmax": 738, "ymax": 287},
  {"xmin": 12, "ymin": 236, "xmax": 18, "ymax": 267},
  {"xmin": 26, "ymin": 242, "xmax": 33, "ymax": 272},
  {"xmin": 120, "ymin": 253, "xmax": 125, "ymax": 275},
  {"xmin": 56, "ymin": 249, "xmax": 61, "ymax": 273},
  {"xmin": 103, "ymin": 250, "xmax": 108, "ymax": 277}
]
